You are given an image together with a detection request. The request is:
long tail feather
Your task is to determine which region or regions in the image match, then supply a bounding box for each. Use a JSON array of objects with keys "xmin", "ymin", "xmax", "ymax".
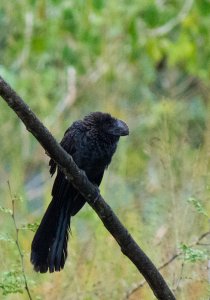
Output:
[
  {"xmin": 31, "ymin": 171, "xmax": 86, "ymax": 273},
  {"xmin": 31, "ymin": 195, "xmax": 71, "ymax": 273}
]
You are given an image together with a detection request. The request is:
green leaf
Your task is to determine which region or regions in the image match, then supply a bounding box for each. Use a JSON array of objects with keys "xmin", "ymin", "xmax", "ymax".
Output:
[
  {"xmin": 187, "ymin": 196, "xmax": 208, "ymax": 217},
  {"xmin": 179, "ymin": 244, "xmax": 208, "ymax": 263},
  {"xmin": 0, "ymin": 270, "xmax": 24, "ymax": 296},
  {"xmin": 20, "ymin": 222, "xmax": 39, "ymax": 232},
  {"xmin": 0, "ymin": 206, "xmax": 12, "ymax": 215}
]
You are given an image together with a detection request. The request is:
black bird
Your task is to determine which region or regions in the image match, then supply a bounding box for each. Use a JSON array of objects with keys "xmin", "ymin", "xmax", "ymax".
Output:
[{"xmin": 31, "ymin": 112, "xmax": 129, "ymax": 273}]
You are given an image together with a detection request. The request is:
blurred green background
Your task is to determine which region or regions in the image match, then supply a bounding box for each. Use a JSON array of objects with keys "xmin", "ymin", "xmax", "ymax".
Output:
[{"xmin": 0, "ymin": 0, "xmax": 210, "ymax": 299}]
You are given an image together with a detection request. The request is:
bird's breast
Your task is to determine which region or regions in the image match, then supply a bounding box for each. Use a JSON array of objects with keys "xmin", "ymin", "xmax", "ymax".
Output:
[{"xmin": 73, "ymin": 135, "xmax": 117, "ymax": 177}]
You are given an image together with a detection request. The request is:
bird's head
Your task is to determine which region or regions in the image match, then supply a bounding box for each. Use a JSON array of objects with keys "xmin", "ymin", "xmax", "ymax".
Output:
[{"xmin": 84, "ymin": 112, "xmax": 129, "ymax": 137}]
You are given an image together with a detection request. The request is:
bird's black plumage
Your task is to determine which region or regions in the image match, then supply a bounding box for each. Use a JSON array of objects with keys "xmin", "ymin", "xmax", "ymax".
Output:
[{"xmin": 31, "ymin": 112, "xmax": 129, "ymax": 273}]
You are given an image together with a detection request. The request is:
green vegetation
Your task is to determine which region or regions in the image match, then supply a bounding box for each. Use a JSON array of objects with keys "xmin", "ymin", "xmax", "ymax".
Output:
[{"xmin": 0, "ymin": 0, "xmax": 210, "ymax": 299}]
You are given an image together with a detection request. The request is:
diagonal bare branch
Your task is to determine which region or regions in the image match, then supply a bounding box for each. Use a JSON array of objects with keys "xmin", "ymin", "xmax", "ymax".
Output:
[{"xmin": 0, "ymin": 75, "xmax": 176, "ymax": 300}]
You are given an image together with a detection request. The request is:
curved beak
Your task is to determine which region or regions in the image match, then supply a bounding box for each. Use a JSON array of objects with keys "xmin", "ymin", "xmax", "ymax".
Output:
[{"xmin": 110, "ymin": 119, "xmax": 129, "ymax": 136}]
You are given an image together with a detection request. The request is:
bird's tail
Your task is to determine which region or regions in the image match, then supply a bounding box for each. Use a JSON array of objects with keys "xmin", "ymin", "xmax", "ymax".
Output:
[{"xmin": 31, "ymin": 197, "xmax": 71, "ymax": 273}]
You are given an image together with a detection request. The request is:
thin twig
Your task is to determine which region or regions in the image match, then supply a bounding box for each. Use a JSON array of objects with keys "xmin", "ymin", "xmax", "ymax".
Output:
[
  {"xmin": 125, "ymin": 231, "xmax": 210, "ymax": 299},
  {"xmin": 174, "ymin": 262, "xmax": 185, "ymax": 291},
  {"xmin": 7, "ymin": 181, "xmax": 33, "ymax": 300}
]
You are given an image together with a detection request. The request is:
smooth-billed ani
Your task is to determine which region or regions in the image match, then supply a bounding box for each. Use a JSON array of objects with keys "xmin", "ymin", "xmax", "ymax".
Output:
[{"xmin": 31, "ymin": 112, "xmax": 129, "ymax": 273}]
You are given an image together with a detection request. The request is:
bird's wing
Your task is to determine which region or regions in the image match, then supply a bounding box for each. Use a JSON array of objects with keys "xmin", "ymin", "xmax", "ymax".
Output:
[
  {"xmin": 49, "ymin": 124, "xmax": 79, "ymax": 202},
  {"xmin": 70, "ymin": 170, "xmax": 104, "ymax": 216},
  {"xmin": 49, "ymin": 125, "xmax": 76, "ymax": 176},
  {"xmin": 49, "ymin": 122, "xmax": 104, "ymax": 216}
]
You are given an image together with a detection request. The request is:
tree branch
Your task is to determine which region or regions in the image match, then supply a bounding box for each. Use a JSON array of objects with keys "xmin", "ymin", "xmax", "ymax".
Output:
[
  {"xmin": 125, "ymin": 231, "xmax": 210, "ymax": 299},
  {"xmin": 0, "ymin": 75, "xmax": 176, "ymax": 300}
]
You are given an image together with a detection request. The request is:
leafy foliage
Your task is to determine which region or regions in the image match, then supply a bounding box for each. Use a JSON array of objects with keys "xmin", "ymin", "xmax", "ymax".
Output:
[
  {"xmin": 179, "ymin": 244, "xmax": 208, "ymax": 263},
  {"xmin": 0, "ymin": 269, "xmax": 24, "ymax": 296},
  {"xmin": 187, "ymin": 196, "xmax": 208, "ymax": 217},
  {"xmin": 20, "ymin": 222, "xmax": 40, "ymax": 233}
]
